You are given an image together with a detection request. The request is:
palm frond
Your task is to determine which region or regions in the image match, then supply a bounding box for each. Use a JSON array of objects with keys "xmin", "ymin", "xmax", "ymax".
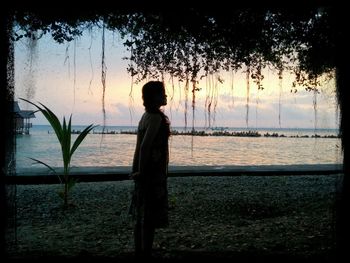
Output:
[
  {"xmin": 38, "ymin": 102, "xmax": 64, "ymax": 142},
  {"xmin": 20, "ymin": 98, "xmax": 63, "ymax": 142},
  {"xmin": 70, "ymin": 124, "xmax": 98, "ymax": 157},
  {"xmin": 28, "ymin": 157, "xmax": 62, "ymax": 184},
  {"xmin": 61, "ymin": 116, "xmax": 71, "ymax": 172},
  {"xmin": 20, "ymin": 98, "xmax": 96, "ymax": 206}
]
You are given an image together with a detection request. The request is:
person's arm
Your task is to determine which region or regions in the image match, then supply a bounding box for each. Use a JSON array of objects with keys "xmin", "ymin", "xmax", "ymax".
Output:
[
  {"xmin": 131, "ymin": 132, "xmax": 141, "ymax": 173},
  {"xmin": 138, "ymin": 114, "xmax": 161, "ymax": 175}
]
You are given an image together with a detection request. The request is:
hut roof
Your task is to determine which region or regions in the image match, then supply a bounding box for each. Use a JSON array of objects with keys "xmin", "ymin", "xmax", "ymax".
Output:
[{"xmin": 13, "ymin": 101, "xmax": 36, "ymax": 119}]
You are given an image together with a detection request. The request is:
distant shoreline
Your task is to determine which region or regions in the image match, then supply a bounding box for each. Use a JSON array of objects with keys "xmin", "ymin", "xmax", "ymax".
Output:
[
  {"xmin": 92, "ymin": 129, "xmax": 340, "ymax": 138},
  {"xmin": 29, "ymin": 124, "xmax": 340, "ymax": 138}
]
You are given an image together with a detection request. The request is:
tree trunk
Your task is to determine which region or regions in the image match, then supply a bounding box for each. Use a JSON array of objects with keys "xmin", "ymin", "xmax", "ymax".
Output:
[
  {"xmin": 334, "ymin": 6, "xmax": 349, "ymax": 259},
  {"xmin": 1, "ymin": 10, "xmax": 16, "ymax": 261}
]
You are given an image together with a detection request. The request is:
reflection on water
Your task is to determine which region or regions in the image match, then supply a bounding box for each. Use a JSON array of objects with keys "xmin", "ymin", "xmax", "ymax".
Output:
[{"xmin": 15, "ymin": 126, "xmax": 342, "ymax": 169}]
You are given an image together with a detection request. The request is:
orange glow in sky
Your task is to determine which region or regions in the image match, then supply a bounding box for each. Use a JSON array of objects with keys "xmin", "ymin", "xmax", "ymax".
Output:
[{"xmin": 14, "ymin": 28, "xmax": 339, "ymax": 129}]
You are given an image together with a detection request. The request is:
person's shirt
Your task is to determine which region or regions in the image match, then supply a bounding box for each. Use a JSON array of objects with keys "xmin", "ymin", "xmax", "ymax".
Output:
[{"xmin": 132, "ymin": 112, "xmax": 162, "ymax": 174}]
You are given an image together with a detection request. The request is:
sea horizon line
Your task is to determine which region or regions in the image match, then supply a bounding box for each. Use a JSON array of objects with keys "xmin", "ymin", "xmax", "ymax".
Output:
[{"xmin": 31, "ymin": 124, "xmax": 339, "ymax": 131}]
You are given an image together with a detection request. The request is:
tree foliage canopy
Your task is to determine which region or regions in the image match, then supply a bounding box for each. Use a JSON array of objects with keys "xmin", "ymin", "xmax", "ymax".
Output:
[{"xmin": 12, "ymin": 6, "xmax": 339, "ymax": 90}]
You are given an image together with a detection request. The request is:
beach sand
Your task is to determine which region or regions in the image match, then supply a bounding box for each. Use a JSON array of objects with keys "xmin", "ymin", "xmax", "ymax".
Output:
[{"xmin": 5, "ymin": 174, "xmax": 343, "ymax": 261}]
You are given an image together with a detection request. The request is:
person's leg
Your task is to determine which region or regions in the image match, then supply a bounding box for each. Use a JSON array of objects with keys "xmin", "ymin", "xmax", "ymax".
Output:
[
  {"xmin": 142, "ymin": 223, "xmax": 155, "ymax": 257},
  {"xmin": 134, "ymin": 219, "xmax": 142, "ymax": 257}
]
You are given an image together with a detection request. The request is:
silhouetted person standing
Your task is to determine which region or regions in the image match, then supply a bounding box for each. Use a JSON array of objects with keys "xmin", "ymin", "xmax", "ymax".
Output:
[{"xmin": 129, "ymin": 81, "xmax": 171, "ymax": 258}]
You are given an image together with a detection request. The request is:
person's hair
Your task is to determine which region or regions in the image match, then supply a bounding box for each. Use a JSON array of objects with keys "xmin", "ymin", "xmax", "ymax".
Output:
[
  {"xmin": 142, "ymin": 81, "xmax": 165, "ymax": 112},
  {"xmin": 142, "ymin": 80, "xmax": 171, "ymax": 136}
]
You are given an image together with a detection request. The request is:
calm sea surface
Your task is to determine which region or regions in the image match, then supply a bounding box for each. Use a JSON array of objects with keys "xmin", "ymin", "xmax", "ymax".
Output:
[{"xmin": 15, "ymin": 125, "xmax": 342, "ymax": 170}]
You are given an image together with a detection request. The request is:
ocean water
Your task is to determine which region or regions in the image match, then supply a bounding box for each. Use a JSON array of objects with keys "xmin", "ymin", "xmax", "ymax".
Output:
[{"xmin": 15, "ymin": 125, "xmax": 342, "ymax": 170}]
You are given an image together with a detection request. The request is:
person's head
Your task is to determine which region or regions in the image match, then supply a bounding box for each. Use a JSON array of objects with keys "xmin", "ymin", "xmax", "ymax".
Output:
[{"xmin": 142, "ymin": 81, "xmax": 167, "ymax": 112}]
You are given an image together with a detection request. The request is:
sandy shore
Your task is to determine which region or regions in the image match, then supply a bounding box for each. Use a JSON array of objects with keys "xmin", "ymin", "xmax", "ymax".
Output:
[{"xmin": 5, "ymin": 174, "xmax": 343, "ymax": 261}]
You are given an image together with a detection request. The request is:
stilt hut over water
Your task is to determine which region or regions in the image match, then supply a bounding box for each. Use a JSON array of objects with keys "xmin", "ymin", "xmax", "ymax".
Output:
[{"xmin": 13, "ymin": 101, "xmax": 35, "ymax": 135}]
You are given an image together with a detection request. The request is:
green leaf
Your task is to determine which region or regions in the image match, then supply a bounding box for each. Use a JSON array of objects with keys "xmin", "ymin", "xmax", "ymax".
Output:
[
  {"xmin": 20, "ymin": 98, "xmax": 97, "ymax": 205},
  {"xmin": 28, "ymin": 157, "xmax": 62, "ymax": 184},
  {"xmin": 28, "ymin": 157, "xmax": 56, "ymax": 174},
  {"xmin": 38, "ymin": 102, "xmax": 64, "ymax": 142},
  {"xmin": 20, "ymin": 98, "xmax": 63, "ymax": 142},
  {"xmin": 61, "ymin": 116, "xmax": 71, "ymax": 174}
]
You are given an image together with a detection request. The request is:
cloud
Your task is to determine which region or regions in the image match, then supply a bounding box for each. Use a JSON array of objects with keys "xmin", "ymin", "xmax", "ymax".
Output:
[{"xmin": 15, "ymin": 29, "xmax": 338, "ymax": 129}]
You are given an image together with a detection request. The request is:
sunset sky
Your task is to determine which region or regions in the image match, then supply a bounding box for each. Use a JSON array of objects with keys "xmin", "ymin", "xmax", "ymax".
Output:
[{"xmin": 14, "ymin": 27, "xmax": 339, "ymax": 129}]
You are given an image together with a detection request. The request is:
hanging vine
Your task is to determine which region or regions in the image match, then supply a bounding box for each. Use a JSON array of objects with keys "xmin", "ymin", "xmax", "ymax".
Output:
[
  {"xmin": 213, "ymin": 75, "xmax": 221, "ymax": 127},
  {"xmin": 278, "ymin": 68, "xmax": 283, "ymax": 128},
  {"xmin": 175, "ymin": 78, "xmax": 182, "ymax": 112},
  {"xmin": 101, "ymin": 22, "xmax": 107, "ymax": 133},
  {"xmin": 166, "ymin": 74, "xmax": 175, "ymax": 122},
  {"xmin": 205, "ymin": 74, "xmax": 214, "ymax": 128},
  {"xmin": 64, "ymin": 43, "xmax": 70, "ymax": 78},
  {"xmin": 312, "ymin": 77, "xmax": 320, "ymax": 133},
  {"xmin": 313, "ymin": 88, "xmax": 318, "ymax": 132},
  {"xmin": 204, "ymin": 73, "xmax": 221, "ymax": 128},
  {"xmin": 245, "ymin": 66, "xmax": 250, "ymax": 128},
  {"xmin": 72, "ymin": 38, "xmax": 77, "ymax": 109},
  {"xmin": 204, "ymin": 74, "xmax": 211, "ymax": 128},
  {"xmin": 23, "ymin": 32, "xmax": 38, "ymax": 105},
  {"xmin": 11, "ymin": 8, "xmax": 339, "ymax": 133},
  {"xmin": 255, "ymin": 89, "xmax": 260, "ymax": 129},
  {"xmin": 128, "ymin": 44, "xmax": 135, "ymax": 125},
  {"xmin": 191, "ymin": 80, "xmax": 200, "ymax": 132},
  {"xmin": 183, "ymin": 78, "xmax": 189, "ymax": 131},
  {"xmin": 230, "ymin": 69, "xmax": 235, "ymax": 108},
  {"xmin": 87, "ymin": 28, "xmax": 94, "ymax": 95},
  {"xmin": 192, "ymin": 85, "xmax": 197, "ymax": 132}
]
